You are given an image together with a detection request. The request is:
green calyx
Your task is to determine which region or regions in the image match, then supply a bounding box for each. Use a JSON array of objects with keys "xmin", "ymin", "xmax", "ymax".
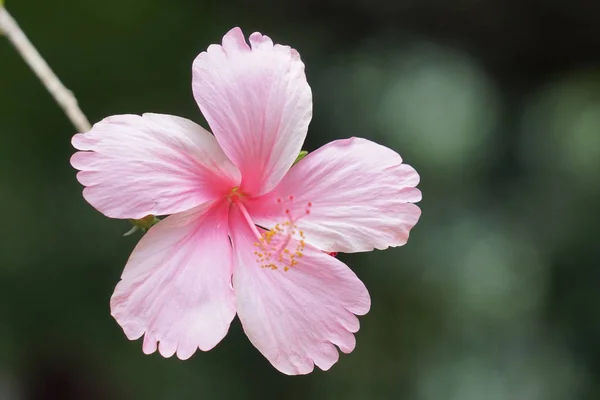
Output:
[
  {"xmin": 123, "ymin": 215, "xmax": 161, "ymax": 236},
  {"xmin": 293, "ymin": 150, "xmax": 308, "ymax": 165}
]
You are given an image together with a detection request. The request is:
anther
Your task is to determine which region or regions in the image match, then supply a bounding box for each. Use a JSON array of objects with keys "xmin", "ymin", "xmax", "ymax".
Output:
[{"xmin": 254, "ymin": 193, "xmax": 316, "ymax": 272}]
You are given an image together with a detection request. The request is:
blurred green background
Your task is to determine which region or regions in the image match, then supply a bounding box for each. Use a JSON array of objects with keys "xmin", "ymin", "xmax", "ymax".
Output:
[{"xmin": 1, "ymin": 0, "xmax": 600, "ymax": 399}]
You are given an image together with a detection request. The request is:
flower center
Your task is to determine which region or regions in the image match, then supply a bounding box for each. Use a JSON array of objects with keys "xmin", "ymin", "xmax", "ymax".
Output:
[
  {"xmin": 227, "ymin": 186, "xmax": 245, "ymax": 202},
  {"xmin": 253, "ymin": 195, "xmax": 312, "ymax": 271}
]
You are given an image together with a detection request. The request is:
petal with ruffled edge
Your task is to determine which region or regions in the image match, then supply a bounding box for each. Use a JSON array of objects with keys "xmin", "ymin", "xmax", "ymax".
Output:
[
  {"xmin": 111, "ymin": 200, "xmax": 235, "ymax": 360},
  {"xmin": 192, "ymin": 27, "xmax": 312, "ymax": 197},
  {"xmin": 246, "ymin": 137, "xmax": 421, "ymax": 253},
  {"xmin": 229, "ymin": 204, "xmax": 370, "ymax": 375},
  {"xmin": 71, "ymin": 113, "xmax": 241, "ymax": 219}
]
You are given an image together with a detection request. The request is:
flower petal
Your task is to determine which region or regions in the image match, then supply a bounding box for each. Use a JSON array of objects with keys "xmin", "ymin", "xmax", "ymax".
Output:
[
  {"xmin": 192, "ymin": 27, "xmax": 312, "ymax": 197},
  {"xmin": 71, "ymin": 113, "xmax": 241, "ymax": 219},
  {"xmin": 229, "ymin": 204, "xmax": 370, "ymax": 375},
  {"xmin": 246, "ymin": 137, "xmax": 422, "ymax": 253},
  {"xmin": 111, "ymin": 200, "xmax": 236, "ymax": 360}
]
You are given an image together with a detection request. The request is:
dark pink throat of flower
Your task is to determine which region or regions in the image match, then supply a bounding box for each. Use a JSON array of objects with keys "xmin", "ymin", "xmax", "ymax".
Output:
[{"xmin": 232, "ymin": 190, "xmax": 313, "ymax": 272}]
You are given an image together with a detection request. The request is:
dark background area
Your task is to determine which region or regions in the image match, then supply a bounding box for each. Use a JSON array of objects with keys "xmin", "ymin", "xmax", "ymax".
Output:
[{"xmin": 1, "ymin": 0, "xmax": 600, "ymax": 398}]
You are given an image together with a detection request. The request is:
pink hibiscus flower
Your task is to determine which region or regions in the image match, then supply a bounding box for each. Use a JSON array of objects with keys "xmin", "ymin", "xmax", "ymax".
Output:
[{"xmin": 70, "ymin": 27, "xmax": 421, "ymax": 375}]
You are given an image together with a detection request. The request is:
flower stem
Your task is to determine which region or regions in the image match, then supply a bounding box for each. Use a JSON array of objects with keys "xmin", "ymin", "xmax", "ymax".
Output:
[{"xmin": 0, "ymin": 6, "xmax": 91, "ymax": 132}]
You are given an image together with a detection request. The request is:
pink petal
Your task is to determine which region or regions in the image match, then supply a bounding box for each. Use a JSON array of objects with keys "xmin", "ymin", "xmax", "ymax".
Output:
[
  {"xmin": 71, "ymin": 113, "xmax": 241, "ymax": 219},
  {"xmin": 246, "ymin": 137, "xmax": 422, "ymax": 253},
  {"xmin": 192, "ymin": 27, "xmax": 312, "ymax": 197},
  {"xmin": 229, "ymin": 204, "xmax": 370, "ymax": 375},
  {"xmin": 111, "ymin": 200, "xmax": 236, "ymax": 360}
]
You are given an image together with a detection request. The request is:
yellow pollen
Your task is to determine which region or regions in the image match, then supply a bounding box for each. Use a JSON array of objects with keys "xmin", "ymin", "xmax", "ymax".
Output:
[{"xmin": 253, "ymin": 197, "xmax": 313, "ymax": 272}]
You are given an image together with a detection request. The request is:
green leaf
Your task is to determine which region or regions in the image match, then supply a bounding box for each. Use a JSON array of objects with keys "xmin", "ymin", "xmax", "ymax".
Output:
[{"xmin": 293, "ymin": 150, "xmax": 308, "ymax": 165}]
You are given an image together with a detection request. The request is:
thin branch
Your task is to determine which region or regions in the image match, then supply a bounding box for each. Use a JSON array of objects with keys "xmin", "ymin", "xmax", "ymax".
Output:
[
  {"xmin": 0, "ymin": 7, "xmax": 91, "ymax": 132},
  {"xmin": 1, "ymin": 6, "xmax": 154, "ymax": 233}
]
